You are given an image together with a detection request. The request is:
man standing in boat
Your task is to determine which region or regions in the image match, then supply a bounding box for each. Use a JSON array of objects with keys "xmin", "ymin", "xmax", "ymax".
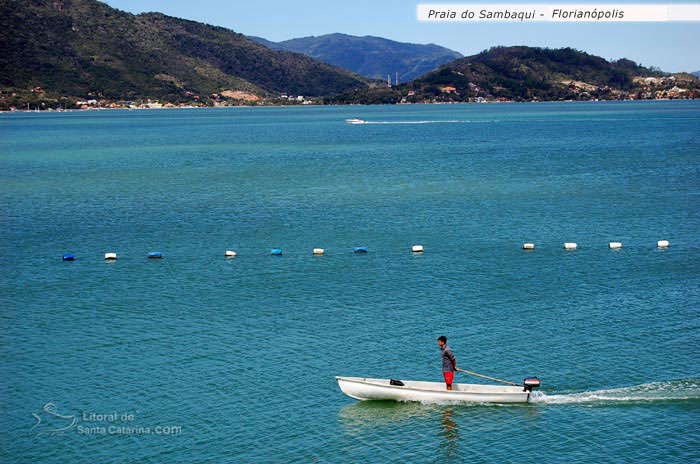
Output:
[{"xmin": 438, "ymin": 336, "xmax": 457, "ymax": 390}]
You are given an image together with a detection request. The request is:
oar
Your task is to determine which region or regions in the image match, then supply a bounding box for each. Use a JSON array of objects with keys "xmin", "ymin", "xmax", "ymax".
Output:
[{"xmin": 455, "ymin": 368, "xmax": 519, "ymax": 386}]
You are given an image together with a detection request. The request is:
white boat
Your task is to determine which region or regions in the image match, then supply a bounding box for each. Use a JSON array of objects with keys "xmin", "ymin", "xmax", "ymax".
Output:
[
  {"xmin": 345, "ymin": 118, "xmax": 366, "ymax": 124},
  {"xmin": 336, "ymin": 376, "xmax": 539, "ymax": 403}
]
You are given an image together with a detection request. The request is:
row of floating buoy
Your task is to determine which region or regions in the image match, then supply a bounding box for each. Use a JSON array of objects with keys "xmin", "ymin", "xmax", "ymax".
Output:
[
  {"xmin": 232, "ymin": 246, "xmax": 373, "ymax": 257},
  {"xmin": 62, "ymin": 241, "xmax": 670, "ymax": 261},
  {"xmin": 62, "ymin": 247, "xmax": 377, "ymax": 260},
  {"xmin": 524, "ymin": 240, "xmax": 669, "ymax": 250},
  {"xmin": 63, "ymin": 252, "xmax": 163, "ymax": 261}
]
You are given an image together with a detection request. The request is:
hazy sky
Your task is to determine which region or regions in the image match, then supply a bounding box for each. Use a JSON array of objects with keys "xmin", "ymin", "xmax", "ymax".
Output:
[{"xmin": 102, "ymin": 0, "xmax": 699, "ymax": 72}]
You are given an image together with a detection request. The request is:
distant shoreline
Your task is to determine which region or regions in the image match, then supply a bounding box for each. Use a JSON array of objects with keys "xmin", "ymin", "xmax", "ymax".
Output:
[{"xmin": 2, "ymin": 98, "xmax": 695, "ymax": 114}]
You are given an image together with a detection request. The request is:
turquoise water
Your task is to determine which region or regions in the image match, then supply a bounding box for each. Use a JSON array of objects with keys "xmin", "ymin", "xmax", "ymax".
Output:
[{"xmin": 1, "ymin": 102, "xmax": 699, "ymax": 463}]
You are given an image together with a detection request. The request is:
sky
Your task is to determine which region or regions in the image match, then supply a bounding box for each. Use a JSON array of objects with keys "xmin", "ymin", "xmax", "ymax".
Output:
[{"xmin": 102, "ymin": 0, "xmax": 699, "ymax": 72}]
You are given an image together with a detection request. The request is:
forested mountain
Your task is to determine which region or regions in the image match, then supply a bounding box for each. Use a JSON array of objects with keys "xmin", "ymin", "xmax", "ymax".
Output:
[
  {"xmin": 1, "ymin": 2, "xmax": 695, "ymax": 110},
  {"xmin": 0, "ymin": 0, "xmax": 371, "ymax": 108},
  {"xmin": 250, "ymin": 33, "xmax": 462, "ymax": 82},
  {"xmin": 328, "ymin": 46, "xmax": 698, "ymax": 104}
]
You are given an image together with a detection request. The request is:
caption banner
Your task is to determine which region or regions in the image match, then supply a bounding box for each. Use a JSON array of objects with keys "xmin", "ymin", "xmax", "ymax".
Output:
[{"xmin": 417, "ymin": 4, "xmax": 700, "ymax": 21}]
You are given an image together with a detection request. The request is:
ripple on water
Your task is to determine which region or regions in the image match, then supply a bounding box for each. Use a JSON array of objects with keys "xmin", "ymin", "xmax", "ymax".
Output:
[{"xmin": 1, "ymin": 102, "xmax": 699, "ymax": 463}]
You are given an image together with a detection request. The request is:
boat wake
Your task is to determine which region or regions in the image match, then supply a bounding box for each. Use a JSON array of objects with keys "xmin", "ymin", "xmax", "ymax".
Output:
[
  {"xmin": 530, "ymin": 379, "xmax": 700, "ymax": 405},
  {"xmin": 397, "ymin": 379, "xmax": 700, "ymax": 407},
  {"xmin": 364, "ymin": 120, "xmax": 499, "ymax": 125}
]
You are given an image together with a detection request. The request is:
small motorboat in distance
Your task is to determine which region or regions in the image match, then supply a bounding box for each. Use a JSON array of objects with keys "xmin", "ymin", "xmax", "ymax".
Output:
[
  {"xmin": 336, "ymin": 376, "xmax": 541, "ymax": 403},
  {"xmin": 345, "ymin": 118, "xmax": 366, "ymax": 124}
]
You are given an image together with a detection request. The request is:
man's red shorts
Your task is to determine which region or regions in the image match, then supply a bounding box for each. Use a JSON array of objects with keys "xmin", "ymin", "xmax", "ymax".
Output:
[{"xmin": 443, "ymin": 371, "xmax": 454, "ymax": 384}]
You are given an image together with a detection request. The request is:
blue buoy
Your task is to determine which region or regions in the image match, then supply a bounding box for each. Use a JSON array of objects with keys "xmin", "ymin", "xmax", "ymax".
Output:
[
  {"xmin": 148, "ymin": 252, "xmax": 163, "ymax": 259},
  {"xmin": 271, "ymin": 249, "xmax": 283, "ymax": 256},
  {"xmin": 62, "ymin": 253, "xmax": 75, "ymax": 261},
  {"xmin": 353, "ymin": 247, "xmax": 368, "ymax": 254}
]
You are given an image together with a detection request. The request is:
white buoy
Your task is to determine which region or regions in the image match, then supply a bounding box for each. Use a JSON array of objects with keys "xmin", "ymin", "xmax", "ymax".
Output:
[
  {"xmin": 657, "ymin": 240, "xmax": 669, "ymax": 248},
  {"xmin": 523, "ymin": 243, "xmax": 535, "ymax": 250},
  {"xmin": 412, "ymin": 245, "xmax": 424, "ymax": 253},
  {"xmin": 564, "ymin": 243, "xmax": 577, "ymax": 250},
  {"xmin": 609, "ymin": 242, "xmax": 622, "ymax": 249},
  {"xmin": 313, "ymin": 248, "xmax": 325, "ymax": 255},
  {"xmin": 105, "ymin": 252, "xmax": 117, "ymax": 260},
  {"xmin": 225, "ymin": 250, "xmax": 237, "ymax": 257}
]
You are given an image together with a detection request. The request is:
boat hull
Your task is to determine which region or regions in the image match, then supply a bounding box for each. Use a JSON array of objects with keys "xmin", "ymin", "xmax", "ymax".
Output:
[{"xmin": 336, "ymin": 376, "xmax": 531, "ymax": 403}]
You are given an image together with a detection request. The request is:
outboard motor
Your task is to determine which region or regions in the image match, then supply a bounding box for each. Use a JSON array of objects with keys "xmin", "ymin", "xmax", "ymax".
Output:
[{"xmin": 523, "ymin": 377, "xmax": 541, "ymax": 392}]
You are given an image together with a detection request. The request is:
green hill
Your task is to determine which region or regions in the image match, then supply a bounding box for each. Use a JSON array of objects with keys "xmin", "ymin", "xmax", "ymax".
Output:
[
  {"xmin": 328, "ymin": 46, "xmax": 699, "ymax": 104},
  {"xmin": 250, "ymin": 33, "xmax": 462, "ymax": 82},
  {"xmin": 0, "ymin": 0, "xmax": 371, "ymax": 108}
]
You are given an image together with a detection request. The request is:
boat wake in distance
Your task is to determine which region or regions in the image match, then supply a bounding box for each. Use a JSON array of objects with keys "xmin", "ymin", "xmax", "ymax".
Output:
[{"xmin": 347, "ymin": 119, "xmax": 500, "ymax": 124}]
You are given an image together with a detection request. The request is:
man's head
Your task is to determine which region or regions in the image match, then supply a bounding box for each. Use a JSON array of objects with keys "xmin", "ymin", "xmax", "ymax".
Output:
[{"xmin": 437, "ymin": 335, "xmax": 447, "ymax": 349}]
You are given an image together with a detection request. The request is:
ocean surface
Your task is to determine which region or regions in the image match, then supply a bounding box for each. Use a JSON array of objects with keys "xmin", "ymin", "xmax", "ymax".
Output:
[{"xmin": 1, "ymin": 102, "xmax": 699, "ymax": 463}]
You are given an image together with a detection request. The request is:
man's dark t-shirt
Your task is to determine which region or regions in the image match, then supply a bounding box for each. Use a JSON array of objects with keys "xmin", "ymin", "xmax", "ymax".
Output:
[{"xmin": 441, "ymin": 345, "xmax": 456, "ymax": 372}]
